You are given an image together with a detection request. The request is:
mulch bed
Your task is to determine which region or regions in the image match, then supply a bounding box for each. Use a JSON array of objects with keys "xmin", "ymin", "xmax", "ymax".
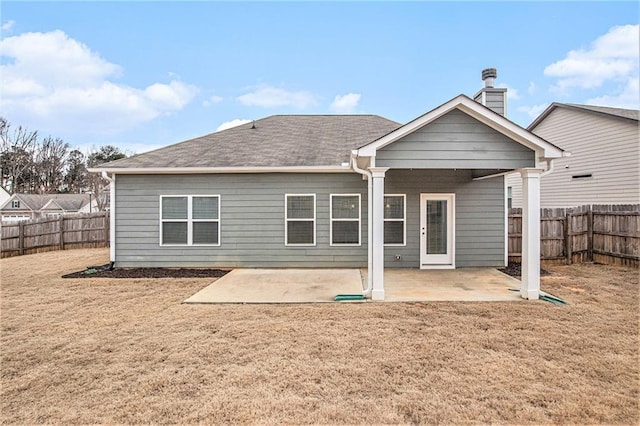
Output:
[
  {"xmin": 62, "ymin": 264, "xmax": 229, "ymax": 279},
  {"xmin": 498, "ymin": 261, "xmax": 550, "ymax": 278},
  {"xmin": 63, "ymin": 262, "xmax": 544, "ymax": 279}
]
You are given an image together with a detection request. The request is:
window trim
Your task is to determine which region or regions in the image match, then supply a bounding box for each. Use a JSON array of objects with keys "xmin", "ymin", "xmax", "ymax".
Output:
[
  {"xmin": 284, "ymin": 193, "xmax": 316, "ymax": 247},
  {"xmin": 384, "ymin": 193, "xmax": 406, "ymax": 247},
  {"xmin": 329, "ymin": 193, "xmax": 361, "ymax": 247},
  {"xmin": 159, "ymin": 195, "xmax": 221, "ymax": 247}
]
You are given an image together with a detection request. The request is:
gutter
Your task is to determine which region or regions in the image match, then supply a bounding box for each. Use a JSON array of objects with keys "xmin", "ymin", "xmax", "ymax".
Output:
[{"xmin": 349, "ymin": 151, "xmax": 373, "ymax": 298}]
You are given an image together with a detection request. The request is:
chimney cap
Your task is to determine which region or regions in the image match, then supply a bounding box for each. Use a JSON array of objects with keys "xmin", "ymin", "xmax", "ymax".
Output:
[{"xmin": 482, "ymin": 68, "xmax": 497, "ymax": 80}]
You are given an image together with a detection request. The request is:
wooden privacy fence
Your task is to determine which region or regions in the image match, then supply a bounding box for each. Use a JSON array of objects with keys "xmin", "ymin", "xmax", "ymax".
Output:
[
  {"xmin": 1, "ymin": 212, "xmax": 109, "ymax": 259},
  {"xmin": 509, "ymin": 204, "xmax": 640, "ymax": 267}
]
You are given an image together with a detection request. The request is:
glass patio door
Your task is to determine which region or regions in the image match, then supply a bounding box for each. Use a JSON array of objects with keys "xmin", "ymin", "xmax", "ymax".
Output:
[{"xmin": 420, "ymin": 194, "xmax": 455, "ymax": 268}]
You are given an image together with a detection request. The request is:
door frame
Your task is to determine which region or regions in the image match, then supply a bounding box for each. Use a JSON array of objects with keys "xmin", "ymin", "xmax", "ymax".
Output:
[{"xmin": 419, "ymin": 193, "xmax": 455, "ymax": 269}]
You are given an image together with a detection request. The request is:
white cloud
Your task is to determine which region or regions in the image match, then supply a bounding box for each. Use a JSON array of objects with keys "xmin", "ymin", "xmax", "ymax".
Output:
[
  {"xmin": 329, "ymin": 93, "xmax": 361, "ymax": 113},
  {"xmin": 527, "ymin": 81, "xmax": 536, "ymax": 95},
  {"xmin": 517, "ymin": 103, "xmax": 550, "ymax": 119},
  {"xmin": 216, "ymin": 119, "xmax": 252, "ymax": 132},
  {"xmin": 586, "ymin": 77, "xmax": 639, "ymax": 109},
  {"xmin": 2, "ymin": 20, "xmax": 15, "ymax": 32},
  {"xmin": 237, "ymin": 85, "xmax": 318, "ymax": 109},
  {"xmin": 497, "ymin": 84, "xmax": 519, "ymax": 100},
  {"xmin": 0, "ymin": 30, "xmax": 199, "ymax": 135},
  {"xmin": 202, "ymin": 95, "xmax": 224, "ymax": 107},
  {"xmin": 544, "ymin": 24, "xmax": 639, "ymax": 93}
]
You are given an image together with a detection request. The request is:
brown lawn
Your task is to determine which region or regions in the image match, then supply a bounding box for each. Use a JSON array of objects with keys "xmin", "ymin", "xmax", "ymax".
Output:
[{"xmin": 1, "ymin": 248, "xmax": 638, "ymax": 424}]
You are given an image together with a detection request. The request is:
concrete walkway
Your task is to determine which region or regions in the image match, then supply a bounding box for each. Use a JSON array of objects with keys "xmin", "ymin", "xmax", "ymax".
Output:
[{"xmin": 185, "ymin": 267, "xmax": 522, "ymax": 304}]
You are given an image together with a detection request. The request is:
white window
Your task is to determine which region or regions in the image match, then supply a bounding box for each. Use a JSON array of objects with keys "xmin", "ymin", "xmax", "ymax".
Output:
[
  {"xmin": 384, "ymin": 194, "xmax": 406, "ymax": 246},
  {"xmin": 330, "ymin": 194, "xmax": 361, "ymax": 246},
  {"xmin": 11, "ymin": 200, "xmax": 20, "ymax": 208},
  {"xmin": 507, "ymin": 186, "xmax": 513, "ymax": 209},
  {"xmin": 160, "ymin": 195, "xmax": 220, "ymax": 246},
  {"xmin": 285, "ymin": 194, "xmax": 315, "ymax": 246}
]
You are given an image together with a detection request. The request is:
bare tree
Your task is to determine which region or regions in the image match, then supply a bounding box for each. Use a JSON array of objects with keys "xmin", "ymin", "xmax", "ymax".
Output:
[
  {"xmin": 87, "ymin": 145, "xmax": 127, "ymax": 211},
  {"xmin": 0, "ymin": 117, "xmax": 38, "ymax": 193},
  {"xmin": 35, "ymin": 136, "xmax": 69, "ymax": 193}
]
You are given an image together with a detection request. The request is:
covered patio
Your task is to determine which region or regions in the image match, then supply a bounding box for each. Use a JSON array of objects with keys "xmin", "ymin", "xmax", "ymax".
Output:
[{"xmin": 183, "ymin": 267, "xmax": 522, "ymax": 304}]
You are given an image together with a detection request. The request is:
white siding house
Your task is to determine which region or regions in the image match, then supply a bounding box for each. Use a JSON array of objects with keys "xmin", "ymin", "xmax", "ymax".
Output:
[{"xmin": 507, "ymin": 103, "xmax": 639, "ymax": 208}]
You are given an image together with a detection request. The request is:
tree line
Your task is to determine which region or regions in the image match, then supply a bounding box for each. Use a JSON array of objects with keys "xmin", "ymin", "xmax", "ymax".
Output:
[{"xmin": 0, "ymin": 117, "xmax": 128, "ymax": 210}]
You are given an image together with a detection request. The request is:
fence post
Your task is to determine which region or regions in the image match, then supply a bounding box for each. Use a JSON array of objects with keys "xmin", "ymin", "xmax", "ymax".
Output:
[
  {"xmin": 104, "ymin": 211, "xmax": 110, "ymax": 246},
  {"xmin": 59, "ymin": 216, "xmax": 65, "ymax": 250},
  {"xmin": 18, "ymin": 221, "xmax": 25, "ymax": 255},
  {"xmin": 587, "ymin": 205, "xmax": 593, "ymax": 262},
  {"xmin": 565, "ymin": 210, "xmax": 572, "ymax": 264}
]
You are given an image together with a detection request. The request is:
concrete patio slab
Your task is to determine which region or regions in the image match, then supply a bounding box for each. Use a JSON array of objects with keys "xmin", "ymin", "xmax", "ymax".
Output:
[
  {"xmin": 184, "ymin": 268, "xmax": 364, "ymax": 304},
  {"xmin": 380, "ymin": 268, "xmax": 522, "ymax": 302}
]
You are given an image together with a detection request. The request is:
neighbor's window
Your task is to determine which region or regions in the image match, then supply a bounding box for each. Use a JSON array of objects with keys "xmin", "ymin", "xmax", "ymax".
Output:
[
  {"xmin": 285, "ymin": 194, "xmax": 315, "ymax": 246},
  {"xmin": 330, "ymin": 194, "xmax": 361, "ymax": 246},
  {"xmin": 160, "ymin": 195, "xmax": 220, "ymax": 246},
  {"xmin": 11, "ymin": 200, "xmax": 20, "ymax": 208},
  {"xmin": 507, "ymin": 186, "xmax": 513, "ymax": 209},
  {"xmin": 384, "ymin": 194, "xmax": 406, "ymax": 246}
]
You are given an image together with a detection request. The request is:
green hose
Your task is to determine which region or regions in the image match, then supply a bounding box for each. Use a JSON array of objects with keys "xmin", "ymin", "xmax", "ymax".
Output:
[{"xmin": 334, "ymin": 294, "xmax": 366, "ymax": 301}]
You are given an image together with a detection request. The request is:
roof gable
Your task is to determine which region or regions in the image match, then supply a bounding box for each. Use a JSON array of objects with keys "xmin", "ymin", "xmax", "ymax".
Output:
[
  {"xmin": 0, "ymin": 193, "xmax": 89, "ymax": 212},
  {"xmin": 529, "ymin": 103, "xmax": 640, "ymax": 130},
  {"xmin": 358, "ymin": 95, "xmax": 564, "ymax": 160}
]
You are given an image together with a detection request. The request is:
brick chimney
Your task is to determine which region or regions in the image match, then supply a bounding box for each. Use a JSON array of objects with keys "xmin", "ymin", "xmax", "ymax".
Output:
[{"xmin": 473, "ymin": 68, "xmax": 507, "ymax": 116}]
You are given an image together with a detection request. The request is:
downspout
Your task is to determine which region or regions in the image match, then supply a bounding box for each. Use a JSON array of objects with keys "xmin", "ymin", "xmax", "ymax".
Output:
[
  {"xmin": 350, "ymin": 151, "xmax": 373, "ymax": 298},
  {"xmin": 540, "ymin": 158, "xmax": 555, "ymax": 177},
  {"xmin": 102, "ymin": 171, "xmax": 116, "ymax": 270}
]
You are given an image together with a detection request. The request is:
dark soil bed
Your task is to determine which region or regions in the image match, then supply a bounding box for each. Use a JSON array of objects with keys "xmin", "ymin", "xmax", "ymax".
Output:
[
  {"xmin": 62, "ymin": 264, "xmax": 229, "ymax": 279},
  {"xmin": 498, "ymin": 261, "xmax": 550, "ymax": 278}
]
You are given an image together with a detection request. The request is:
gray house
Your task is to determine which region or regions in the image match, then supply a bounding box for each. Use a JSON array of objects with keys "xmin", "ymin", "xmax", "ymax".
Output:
[
  {"xmin": 507, "ymin": 103, "xmax": 639, "ymax": 208},
  {"xmin": 92, "ymin": 70, "xmax": 565, "ymax": 300}
]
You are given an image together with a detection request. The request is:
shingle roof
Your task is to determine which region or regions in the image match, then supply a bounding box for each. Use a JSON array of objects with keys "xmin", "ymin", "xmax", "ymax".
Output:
[
  {"xmin": 562, "ymin": 103, "xmax": 639, "ymax": 121},
  {"xmin": 98, "ymin": 115, "xmax": 401, "ymax": 169},
  {"xmin": 1, "ymin": 194, "xmax": 90, "ymax": 211},
  {"xmin": 529, "ymin": 102, "xmax": 639, "ymax": 130}
]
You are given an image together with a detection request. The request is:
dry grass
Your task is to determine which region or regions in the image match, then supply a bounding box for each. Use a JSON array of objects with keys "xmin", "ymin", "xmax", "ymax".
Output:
[{"xmin": 1, "ymin": 249, "xmax": 638, "ymax": 425}]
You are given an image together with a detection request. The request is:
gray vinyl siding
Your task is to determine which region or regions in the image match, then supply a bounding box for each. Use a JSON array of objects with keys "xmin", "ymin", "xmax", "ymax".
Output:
[
  {"xmin": 115, "ymin": 170, "xmax": 505, "ymax": 268},
  {"xmin": 508, "ymin": 108, "xmax": 639, "ymax": 208},
  {"xmin": 483, "ymin": 90, "xmax": 506, "ymax": 116},
  {"xmin": 376, "ymin": 109, "xmax": 534, "ymax": 169},
  {"xmin": 383, "ymin": 169, "xmax": 505, "ymax": 268},
  {"xmin": 115, "ymin": 173, "xmax": 368, "ymax": 267}
]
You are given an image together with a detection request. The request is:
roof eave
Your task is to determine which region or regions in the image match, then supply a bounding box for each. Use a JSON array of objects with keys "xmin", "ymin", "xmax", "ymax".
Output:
[{"xmin": 87, "ymin": 166, "xmax": 354, "ymax": 174}]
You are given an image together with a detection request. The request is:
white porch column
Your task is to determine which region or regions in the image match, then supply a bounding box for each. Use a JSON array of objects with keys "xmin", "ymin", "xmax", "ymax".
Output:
[
  {"xmin": 520, "ymin": 168, "xmax": 542, "ymax": 300},
  {"xmin": 369, "ymin": 167, "xmax": 388, "ymax": 301}
]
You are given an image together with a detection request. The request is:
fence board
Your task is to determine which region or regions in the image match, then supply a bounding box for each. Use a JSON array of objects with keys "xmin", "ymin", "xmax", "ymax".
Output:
[
  {"xmin": 509, "ymin": 204, "xmax": 639, "ymax": 267},
  {"xmin": 1, "ymin": 212, "xmax": 109, "ymax": 258}
]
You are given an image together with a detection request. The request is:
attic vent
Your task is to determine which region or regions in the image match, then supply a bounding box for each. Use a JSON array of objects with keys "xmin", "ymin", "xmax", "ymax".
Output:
[
  {"xmin": 572, "ymin": 173, "xmax": 593, "ymax": 180},
  {"xmin": 11, "ymin": 200, "xmax": 20, "ymax": 208}
]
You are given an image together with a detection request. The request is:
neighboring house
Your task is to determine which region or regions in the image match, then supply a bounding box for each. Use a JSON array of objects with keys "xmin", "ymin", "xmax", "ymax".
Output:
[
  {"xmin": 0, "ymin": 185, "xmax": 10, "ymax": 209},
  {"xmin": 0, "ymin": 193, "xmax": 91, "ymax": 222},
  {"xmin": 507, "ymin": 103, "xmax": 639, "ymax": 208},
  {"xmin": 91, "ymin": 69, "xmax": 565, "ymax": 300},
  {"xmin": 78, "ymin": 185, "xmax": 110, "ymax": 214}
]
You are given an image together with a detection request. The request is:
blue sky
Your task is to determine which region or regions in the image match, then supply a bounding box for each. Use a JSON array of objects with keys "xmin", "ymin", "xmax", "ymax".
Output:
[{"xmin": 1, "ymin": 1, "xmax": 638, "ymax": 155}]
